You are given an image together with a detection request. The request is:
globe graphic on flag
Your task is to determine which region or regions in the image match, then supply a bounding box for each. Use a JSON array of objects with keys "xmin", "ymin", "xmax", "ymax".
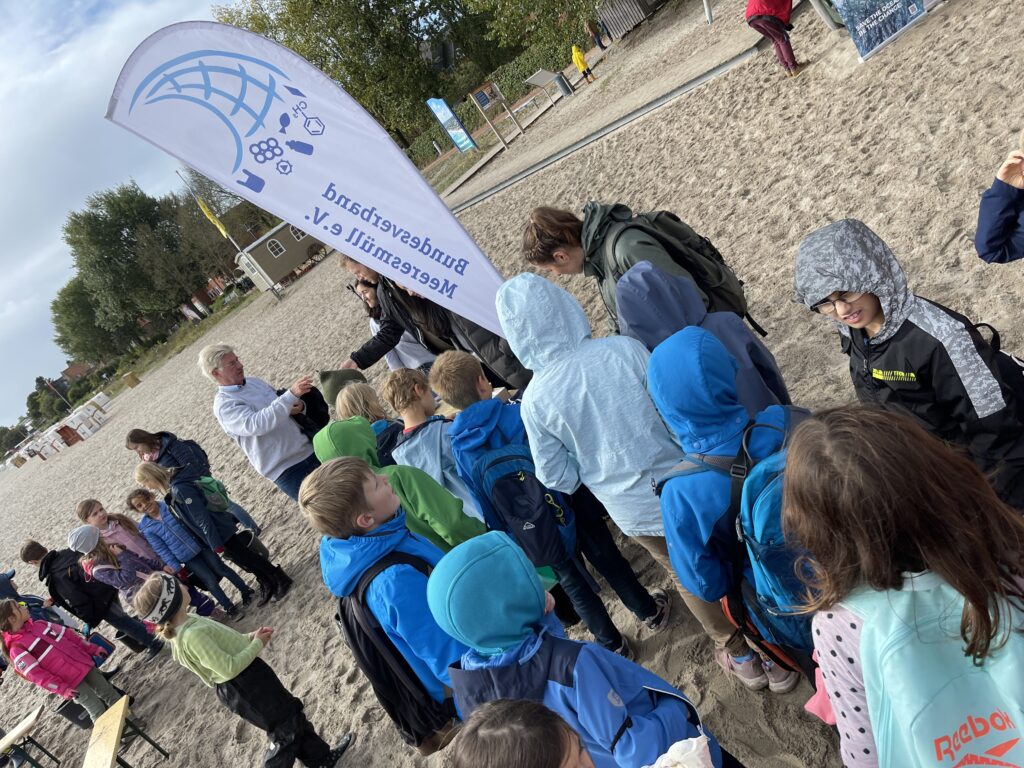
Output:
[{"xmin": 128, "ymin": 50, "xmax": 293, "ymax": 172}]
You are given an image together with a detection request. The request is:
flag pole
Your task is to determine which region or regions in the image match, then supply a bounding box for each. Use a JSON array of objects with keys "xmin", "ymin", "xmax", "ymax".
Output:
[{"xmin": 175, "ymin": 169, "xmax": 281, "ymax": 300}]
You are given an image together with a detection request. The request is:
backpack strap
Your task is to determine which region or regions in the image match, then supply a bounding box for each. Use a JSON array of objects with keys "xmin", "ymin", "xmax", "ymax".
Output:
[{"xmin": 353, "ymin": 552, "xmax": 432, "ymax": 605}]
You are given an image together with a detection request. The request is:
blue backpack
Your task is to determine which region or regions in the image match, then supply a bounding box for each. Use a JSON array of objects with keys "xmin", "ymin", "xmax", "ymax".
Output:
[
  {"xmin": 470, "ymin": 444, "xmax": 576, "ymax": 568},
  {"xmin": 655, "ymin": 408, "xmax": 815, "ymax": 666}
]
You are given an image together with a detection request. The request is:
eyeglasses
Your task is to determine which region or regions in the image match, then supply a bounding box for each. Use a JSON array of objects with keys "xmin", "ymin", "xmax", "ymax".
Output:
[{"xmin": 811, "ymin": 291, "xmax": 865, "ymax": 315}]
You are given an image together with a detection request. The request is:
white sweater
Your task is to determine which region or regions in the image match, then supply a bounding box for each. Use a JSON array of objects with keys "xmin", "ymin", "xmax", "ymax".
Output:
[{"xmin": 213, "ymin": 377, "xmax": 313, "ymax": 481}]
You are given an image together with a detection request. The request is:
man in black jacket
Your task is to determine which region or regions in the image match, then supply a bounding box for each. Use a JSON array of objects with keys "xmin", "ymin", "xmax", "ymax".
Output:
[
  {"xmin": 338, "ymin": 258, "xmax": 531, "ymax": 390},
  {"xmin": 20, "ymin": 540, "xmax": 163, "ymax": 658},
  {"xmin": 795, "ymin": 219, "xmax": 1024, "ymax": 508}
]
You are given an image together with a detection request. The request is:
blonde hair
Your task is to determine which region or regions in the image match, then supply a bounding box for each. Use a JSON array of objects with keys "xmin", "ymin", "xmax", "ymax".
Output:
[
  {"xmin": 335, "ymin": 382, "xmax": 389, "ymax": 422},
  {"xmin": 197, "ymin": 343, "xmax": 235, "ymax": 382},
  {"xmin": 134, "ymin": 462, "xmax": 173, "ymax": 492},
  {"xmin": 381, "ymin": 368, "xmax": 430, "ymax": 413},
  {"xmin": 133, "ymin": 575, "xmax": 179, "ymax": 640},
  {"xmin": 298, "ymin": 457, "xmax": 375, "ymax": 539},
  {"xmin": 75, "ymin": 498, "xmax": 141, "ymax": 537},
  {"xmin": 430, "ymin": 351, "xmax": 486, "ymax": 411}
]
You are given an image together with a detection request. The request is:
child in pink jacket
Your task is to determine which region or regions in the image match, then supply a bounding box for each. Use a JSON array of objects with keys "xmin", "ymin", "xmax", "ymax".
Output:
[{"xmin": 0, "ymin": 599, "xmax": 120, "ymax": 722}]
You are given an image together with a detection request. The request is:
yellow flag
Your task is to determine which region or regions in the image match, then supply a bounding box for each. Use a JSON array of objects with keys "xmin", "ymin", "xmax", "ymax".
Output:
[{"xmin": 197, "ymin": 195, "xmax": 229, "ymax": 239}]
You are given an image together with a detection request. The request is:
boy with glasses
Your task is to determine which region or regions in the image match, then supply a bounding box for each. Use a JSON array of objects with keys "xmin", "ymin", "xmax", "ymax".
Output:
[{"xmin": 794, "ymin": 218, "xmax": 1024, "ymax": 508}]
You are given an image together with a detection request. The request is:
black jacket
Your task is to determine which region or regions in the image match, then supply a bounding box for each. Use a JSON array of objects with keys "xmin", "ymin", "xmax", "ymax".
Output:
[
  {"xmin": 796, "ymin": 219, "xmax": 1024, "ymax": 508},
  {"xmin": 349, "ymin": 277, "xmax": 531, "ymax": 390},
  {"xmin": 38, "ymin": 548, "xmax": 117, "ymax": 625},
  {"xmin": 155, "ymin": 431, "xmax": 211, "ymax": 483}
]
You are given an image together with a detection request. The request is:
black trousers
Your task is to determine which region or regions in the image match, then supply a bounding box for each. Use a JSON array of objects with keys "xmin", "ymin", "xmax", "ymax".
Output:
[
  {"xmin": 223, "ymin": 532, "xmax": 284, "ymax": 591},
  {"xmin": 216, "ymin": 658, "xmax": 329, "ymax": 768}
]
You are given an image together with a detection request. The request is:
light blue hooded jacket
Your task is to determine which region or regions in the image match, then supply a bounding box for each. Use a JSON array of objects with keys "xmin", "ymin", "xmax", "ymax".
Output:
[
  {"xmin": 496, "ymin": 273, "xmax": 680, "ymax": 536},
  {"xmin": 319, "ymin": 511, "xmax": 468, "ymax": 702},
  {"xmin": 427, "ymin": 532, "xmax": 722, "ymax": 768},
  {"xmin": 647, "ymin": 328, "xmax": 789, "ymax": 602}
]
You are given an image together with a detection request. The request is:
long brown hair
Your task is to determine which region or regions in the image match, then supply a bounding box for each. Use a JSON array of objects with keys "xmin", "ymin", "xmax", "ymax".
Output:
[
  {"xmin": 521, "ymin": 207, "xmax": 583, "ymax": 265},
  {"xmin": 84, "ymin": 538, "xmax": 122, "ymax": 569},
  {"xmin": 75, "ymin": 499, "xmax": 141, "ymax": 538},
  {"xmin": 782, "ymin": 404, "xmax": 1024, "ymax": 663},
  {"xmin": 125, "ymin": 429, "xmax": 160, "ymax": 452}
]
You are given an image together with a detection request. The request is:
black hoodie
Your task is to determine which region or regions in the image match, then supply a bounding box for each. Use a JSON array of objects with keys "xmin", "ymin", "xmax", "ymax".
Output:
[{"xmin": 38, "ymin": 548, "xmax": 117, "ymax": 625}]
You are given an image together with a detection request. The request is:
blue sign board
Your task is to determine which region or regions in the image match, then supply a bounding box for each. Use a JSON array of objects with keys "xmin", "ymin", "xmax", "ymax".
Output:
[
  {"xmin": 833, "ymin": 0, "xmax": 926, "ymax": 60},
  {"xmin": 426, "ymin": 98, "xmax": 477, "ymax": 153}
]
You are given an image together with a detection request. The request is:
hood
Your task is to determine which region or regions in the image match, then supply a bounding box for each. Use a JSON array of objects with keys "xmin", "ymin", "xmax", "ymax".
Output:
[
  {"xmin": 426, "ymin": 531, "xmax": 545, "ymax": 655},
  {"xmin": 580, "ymin": 201, "xmax": 634, "ymax": 268},
  {"xmin": 449, "ymin": 399, "xmax": 526, "ymax": 455},
  {"xmin": 794, "ymin": 219, "xmax": 914, "ymax": 345},
  {"xmin": 155, "ymin": 431, "xmax": 177, "ymax": 457},
  {"xmin": 0, "ymin": 569, "xmax": 17, "ymax": 600},
  {"xmin": 319, "ymin": 512, "xmax": 411, "ymax": 597},
  {"xmin": 313, "ymin": 417, "xmax": 380, "ymax": 468},
  {"xmin": 496, "ymin": 274, "xmax": 591, "ymax": 372},
  {"xmin": 648, "ymin": 327, "xmax": 748, "ymax": 453},
  {"xmin": 617, "ymin": 262, "xmax": 708, "ymax": 351}
]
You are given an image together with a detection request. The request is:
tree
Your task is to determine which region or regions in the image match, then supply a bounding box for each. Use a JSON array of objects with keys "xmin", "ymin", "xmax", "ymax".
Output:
[
  {"xmin": 63, "ymin": 183, "xmax": 174, "ymax": 333},
  {"xmin": 25, "ymin": 378, "xmax": 70, "ymax": 427},
  {"xmin": 52, "ymin": 276, "xmax": 136, "ymax": 363},
  {"xmin": 135, "ymin": 193, "xmax": 210, "ymax": 306},
  {"xmin": 466, "ymin": 0, "xmax": 594, "ymax": 49},
  {"xmin": 214, "ymin": 0, "xmax": 443, "ymax": 144}
]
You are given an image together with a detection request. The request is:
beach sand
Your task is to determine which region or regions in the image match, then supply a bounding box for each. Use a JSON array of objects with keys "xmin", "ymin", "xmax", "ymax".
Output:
[{"xmin": 0, "ymin": 0, "xmax": 1019, "ymax": 764}]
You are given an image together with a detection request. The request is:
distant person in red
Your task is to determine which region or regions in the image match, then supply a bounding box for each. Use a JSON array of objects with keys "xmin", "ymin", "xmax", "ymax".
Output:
[{"xmin": 746, "ymin": 0, "xmax": 802, "ymax": 77}]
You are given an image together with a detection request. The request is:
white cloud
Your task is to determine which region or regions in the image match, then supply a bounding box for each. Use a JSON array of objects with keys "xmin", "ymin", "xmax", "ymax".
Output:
[{"xmin": 0, "ymin": 0, "xmax": 214, "ymax": 425}]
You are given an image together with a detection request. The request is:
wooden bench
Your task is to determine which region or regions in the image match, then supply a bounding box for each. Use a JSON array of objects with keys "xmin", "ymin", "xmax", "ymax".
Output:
[
  {"xmin": 0, "ymin": 704, "xmax": 60, "ymax": 767},
  {"xmin": 82, "ymin": 697, "xmax": 169, "ymax": 768}
]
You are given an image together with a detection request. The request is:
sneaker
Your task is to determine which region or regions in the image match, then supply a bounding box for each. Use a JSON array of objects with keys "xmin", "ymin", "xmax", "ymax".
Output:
[
  {"xmin": 144, "ymin": 639, "xmax": 164, "ymax": 662},
  {"xmin": 786, "ymin": 64, "xmax": 805, "ymax": 78},
  {"xmin": 612, "ymin": 636, "xmax": 634, "ymax": 661},
  {"xmin": 762, "ymin": 659, "xmax": 801, "ymax": 693},
  {"xmin": 321, "ymin": 732, "xmax": 355, "ymax": 766},
  {"xmin": 256, "ymin": 585, "xmax": 275, "ymax": 608},
  {"xmin": 715, "ymin": 649, "xmax": 768, "ymax": 690},
  {"xmin": 642, "ymin": 588, "xmax": 672, "ymax": 634}
]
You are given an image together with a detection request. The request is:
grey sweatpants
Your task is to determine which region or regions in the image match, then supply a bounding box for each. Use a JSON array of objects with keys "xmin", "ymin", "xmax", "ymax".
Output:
[{"xmin": 74, "ymin": 666, "xmax": 121, "ymax": 722}]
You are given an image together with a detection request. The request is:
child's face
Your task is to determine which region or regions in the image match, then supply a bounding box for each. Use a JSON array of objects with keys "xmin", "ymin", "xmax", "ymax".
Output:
[
  {"xmin": 7, "ymin": 603, "xmax": 30, "ymax": 632},
  {"xmin": 813, "ymin": 290, "xmax": 885, "ymax": 337},
  {"xmin": 132, "ymin": 495, "xmax": 159, "ymax": 517},
  {"xmin": 85, "ymin": 505, "xmax": 109, "ymax": 528},
  {"xmin": 358, "ymin": 472, "xmax": 401, "ymax": 529}
]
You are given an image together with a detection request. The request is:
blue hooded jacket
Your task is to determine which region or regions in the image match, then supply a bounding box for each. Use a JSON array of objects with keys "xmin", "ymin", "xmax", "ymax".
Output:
[
  {"xmin": 427, "ymin": 532, "xmax": 722, "ymax": 768},
  {"xmin": 320, "ymin": 512, "xmax": 468, "ymax": 703},
  {"xmin": 616, "ymin": 262, "xmax": 790, "ymax": 415},
  {"xmin": 975, "ymin": 177, "xmax": 1024, "ymax": 264},
  {"xmin": 138, "ymin": 500, "xmax": 203, "ymax": 567},
  {"xmin": 647, "ymin": 327, "xmax": 789, "ymax": 602},
  {"xmin": 392, "ymin": 417, "xmax": 484, "ymax": 522},
  {"xmin": 448, "ymin": 398, "xmax": 529, "ymax": 491},
  {"xmin": 496, "ymin": 273, "xmax": 680, "ymax": 536}
]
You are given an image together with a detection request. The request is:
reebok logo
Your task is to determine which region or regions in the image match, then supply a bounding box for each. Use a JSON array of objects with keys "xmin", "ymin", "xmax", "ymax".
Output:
[{"xmin": 935, "ymin": 711, "xmax": 1019, "ymax": 765}]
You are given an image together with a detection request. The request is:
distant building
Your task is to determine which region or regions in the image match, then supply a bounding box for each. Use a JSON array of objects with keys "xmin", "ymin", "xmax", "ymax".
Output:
[
  {"xmin": 236, "ymin": 222, "xmax": 330, "ymax": 289},
  {"xmin": 61, "ymin": 362, "xmax": 93, "ymax": 382}
]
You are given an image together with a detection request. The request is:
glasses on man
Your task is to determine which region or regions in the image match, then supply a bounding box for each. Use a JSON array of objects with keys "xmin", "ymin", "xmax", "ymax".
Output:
[{"xmin": 811, "ymin": 291, "xmax": 865, "ymax": 315}]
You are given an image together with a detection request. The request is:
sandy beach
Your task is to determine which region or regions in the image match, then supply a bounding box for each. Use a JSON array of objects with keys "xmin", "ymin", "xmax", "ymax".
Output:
[{"xmin": 1, "ymin": 0, "xmax": 1019, "ymax": 764}]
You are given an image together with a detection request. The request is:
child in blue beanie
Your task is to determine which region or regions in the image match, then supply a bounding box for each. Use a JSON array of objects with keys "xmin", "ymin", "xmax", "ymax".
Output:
[{"xmin": 426, "ymin": 531, "xmax": 746, "ymax": 768}]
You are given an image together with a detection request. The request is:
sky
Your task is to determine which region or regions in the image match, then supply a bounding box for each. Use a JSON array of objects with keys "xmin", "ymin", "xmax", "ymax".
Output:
[{"xmin": 0, "ymin": 0, "xmax": 214, "ymax": 426}]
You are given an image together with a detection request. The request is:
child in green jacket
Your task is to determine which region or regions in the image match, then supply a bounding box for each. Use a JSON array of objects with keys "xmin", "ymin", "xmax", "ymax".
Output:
[
  {"xmin": 312, "ymin": 417, "xmax": 485, "ymax": 551},
  {"xmin": 135, "ymin": 573, "xmax": 352, "ymax": 768}
]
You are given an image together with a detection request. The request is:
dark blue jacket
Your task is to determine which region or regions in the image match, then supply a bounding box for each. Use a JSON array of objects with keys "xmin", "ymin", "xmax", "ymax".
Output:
[
  {"xmin": 451, "ymin": 617, "xmax": 721, "ymax": 768},
  {"xmin": 165, "ymin": 481, "xmax": 236, "ymax": 551},
  {"xmin": 648, "ymin": 327, "xmax": 788, "ymax": 602},
  {"xmin": 139, "ymin": 500, "xmax": 203, "ymax": 567},
  {"xmin": 154, "ymin": 432, "xmax": 211, "ymax": 484},
  {"xmin": 617, "ymin": 262, "xmax": 789, "ymax": 415},
  {"xmin": 448, "ymin": 398, "xmax": 528, "ymax": 490},
  {"xmin": 976, "ymin": 178, "xmax": 1024, "ymax": 264}
]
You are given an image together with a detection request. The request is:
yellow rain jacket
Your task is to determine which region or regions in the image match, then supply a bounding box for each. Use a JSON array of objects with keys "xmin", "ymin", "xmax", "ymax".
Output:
[{"xmin": 571, "ymin": 45, "xmax": 588, "ymax": 73}]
